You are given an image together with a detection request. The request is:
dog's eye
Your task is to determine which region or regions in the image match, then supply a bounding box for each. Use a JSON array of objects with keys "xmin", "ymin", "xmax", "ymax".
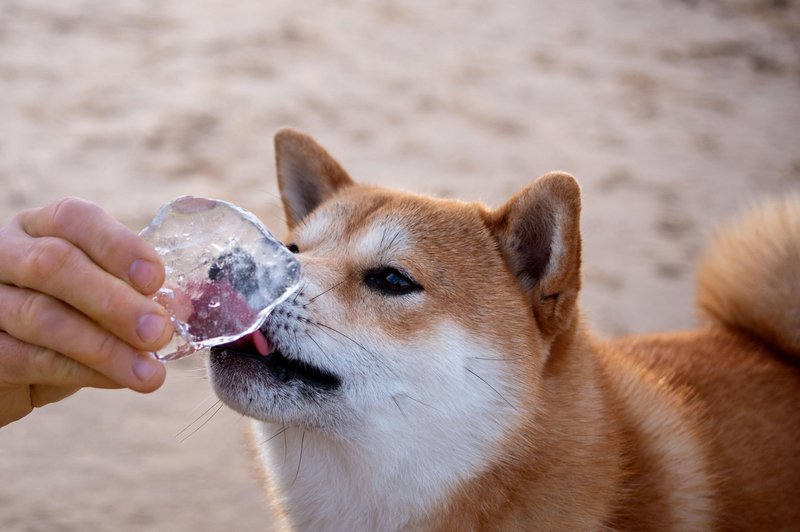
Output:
[
  {"xmin": 364, "ymin": 267, "xmax": 422, "ymax": 296},
  {"xmin": 286, "ymin": 242, "xmax": 300, "ymax": 254}
]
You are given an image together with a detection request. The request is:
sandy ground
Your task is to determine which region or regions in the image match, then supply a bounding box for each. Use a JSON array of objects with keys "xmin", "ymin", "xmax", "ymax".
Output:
[{"xmin": 1, "ymin": 0, "xmax": 798, "ymax": 530}]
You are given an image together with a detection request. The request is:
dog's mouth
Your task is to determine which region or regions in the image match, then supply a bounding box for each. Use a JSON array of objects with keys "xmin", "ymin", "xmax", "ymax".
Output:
[{"xmin": 210, "ymin": 328, "xmax": 341, "ymax": 391}]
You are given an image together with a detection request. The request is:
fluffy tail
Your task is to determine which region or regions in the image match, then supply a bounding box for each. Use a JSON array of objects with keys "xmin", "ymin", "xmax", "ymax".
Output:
[{"xmin": 696, "ymin": 193, "xmax": 800, "ymax": 355}]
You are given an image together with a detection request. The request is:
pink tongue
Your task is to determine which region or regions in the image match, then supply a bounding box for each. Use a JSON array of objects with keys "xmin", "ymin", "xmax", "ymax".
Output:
[
  {"xmin": 252, "ymin": 328, "xmax": 273, "ymax": 356},
  {"xmin": 226, "ymin": 328, "xmax": 274, "ymax": 356}
]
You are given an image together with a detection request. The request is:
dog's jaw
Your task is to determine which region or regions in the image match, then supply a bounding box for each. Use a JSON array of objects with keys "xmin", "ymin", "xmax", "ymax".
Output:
[{"xmin": 208, "ymin": 292, "xmax": 349, "ymax": 430}]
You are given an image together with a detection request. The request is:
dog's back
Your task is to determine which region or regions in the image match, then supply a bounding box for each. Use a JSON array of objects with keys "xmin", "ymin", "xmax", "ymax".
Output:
[{"xmin": 607, "ymin": 195, "xmax": 800, "ymax": 529}]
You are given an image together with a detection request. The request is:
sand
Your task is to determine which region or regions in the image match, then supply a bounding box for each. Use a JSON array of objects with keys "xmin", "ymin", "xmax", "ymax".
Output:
[{"xmin": 1, "ymin": 0, "xmax": 798, "ymax": 530}]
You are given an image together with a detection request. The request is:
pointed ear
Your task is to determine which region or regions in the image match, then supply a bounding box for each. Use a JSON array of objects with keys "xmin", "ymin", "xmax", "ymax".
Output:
[
  {"xmin": 486, "ymin": 172, "xmax": 582, "ymax": 338},
  {"xmin": 274, "ymin": 128, "xmax": 355, "ymax": 229}
]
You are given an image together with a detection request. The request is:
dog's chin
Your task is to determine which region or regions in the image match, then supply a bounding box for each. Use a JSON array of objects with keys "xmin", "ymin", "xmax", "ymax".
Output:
[{"xmin": 207, "ymin": 329, "xmax": 342, "ymax": 423}]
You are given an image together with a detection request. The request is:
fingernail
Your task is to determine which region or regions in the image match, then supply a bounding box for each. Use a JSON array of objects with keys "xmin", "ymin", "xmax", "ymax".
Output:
[
  {"xmin": 137, "ymin": 313, "xmax": 168, "ymax": 344},
  {"xmin": 133, "ymin": 354, "xmax": 162, "ymax": 382},
  {"xmin": 129, "ymin": 259, "xmax": 159, "ymax": 293}
]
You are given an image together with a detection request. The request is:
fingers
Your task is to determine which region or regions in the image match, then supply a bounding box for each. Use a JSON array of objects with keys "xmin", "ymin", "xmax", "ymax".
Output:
[
  {"xmin": 15, "ymin": 197, "xmax": 165, "ymax": 295},
  {"xmin": 0, "ymin": 197, "xmax": 173, "ymax": 353},
  {"xmin": 0, "ymin": 387, "xmax": 35, "ymax": 427},
  {"xmin": 0, "ymin": 197, "xmax": 171, "ymax": 425},
  {"xmin": 0, "ymin": 233, "xmax": 173, "ymax": 353},
  {"xmin": 1, "ymin": 384, "xmax": 85, "ymax": 427},
  {"xmin": 29, "ymin": 385, "xmax": 83, "ymax": 408},
  {"xmin": 0, "ymin": 286, "xmax": 166, "ymax": 392},
  {"xmin": 0, "ymin": 332, "xmax": 127, "ymax": 427},
  {"xmin": 0, "ymin": 333, "xmax": 122, "ymax": 392}
]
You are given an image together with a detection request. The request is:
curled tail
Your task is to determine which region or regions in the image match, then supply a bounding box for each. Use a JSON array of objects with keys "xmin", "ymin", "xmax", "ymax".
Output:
[{"xmin": 696, "ymin": 193, "xmax": 800, "ymax": 355}]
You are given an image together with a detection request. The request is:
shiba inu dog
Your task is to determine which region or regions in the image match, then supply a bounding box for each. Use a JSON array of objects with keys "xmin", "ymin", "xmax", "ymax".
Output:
[{"xmin": 208, "ymin": 128, "xmax": 800, "ymax": 531}]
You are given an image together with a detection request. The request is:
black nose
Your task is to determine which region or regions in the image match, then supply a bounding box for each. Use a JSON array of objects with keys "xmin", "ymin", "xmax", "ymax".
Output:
[{"xmin": 208, "ymin": 247, "xmax": 258, "ymax": 296}]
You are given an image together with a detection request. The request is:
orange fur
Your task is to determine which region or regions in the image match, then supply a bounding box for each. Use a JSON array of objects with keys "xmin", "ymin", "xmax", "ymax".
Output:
[
  {"xmin": 697, "ymin": 194, "xmax": 800, "ymax": 356},
  {"xmin": 231, "ymin": 129, "xmax": 800, "ymax": 530}
]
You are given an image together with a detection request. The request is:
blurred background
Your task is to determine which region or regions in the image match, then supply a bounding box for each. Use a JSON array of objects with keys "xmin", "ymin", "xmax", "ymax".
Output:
[{"xmin": 1, "ymin": 0, "xmax": 798, "ymax": 530}]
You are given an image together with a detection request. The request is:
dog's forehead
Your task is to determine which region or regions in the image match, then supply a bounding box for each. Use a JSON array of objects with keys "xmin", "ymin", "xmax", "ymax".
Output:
[
  {"xmin": 296, "ymin": 194, "xmax": 412, "ymax": 256},
  {"xmin": 295, "ymin": 189, "xmax": 490, "ymax": 264},
  {"xmin": 294, "ymin": 201, "xmax": 349, "ymax": 246},
  {"xmin": 354, "ymin": 218, "xmax": 410, "ymax": 262}
]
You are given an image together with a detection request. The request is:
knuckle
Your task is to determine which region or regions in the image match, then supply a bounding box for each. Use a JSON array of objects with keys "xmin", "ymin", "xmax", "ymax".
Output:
[
  {"xmin": 95, "ymin": 283, "xmax": 132, "ymax": 320},
  {"xmin": 16, "ymin": 291, "xmax": 52, "ymax": 334},
  {"xmin": 28, "ymin": 347, "xmax": 84, "ymax": 387},
  {"xmin": 0, "ymin": 334, "xmax": 31, "ymax": 383},
  {"xmin": 29, "ymin": 346, "xmax": 63, "ymax": 379},
  {"xmin": 49, "ymin": 197, "xmax": 95, "ymax": 232},
  {"xmin": 22, "ymin": 237, "xmax": 74, "ymax": 281},
  {"xmin": 88, "ymin": 331, "xmax": 121, "ymax": 366},
  {"xmin": 10, "ymin": 208, "xmax": 37, "ymax": 227}
]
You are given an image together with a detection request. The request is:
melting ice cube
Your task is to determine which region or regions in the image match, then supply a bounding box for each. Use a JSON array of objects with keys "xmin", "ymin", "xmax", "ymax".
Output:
[{"xmin": 139, "ymin": 196, "xmax": 300, "ymax": 361}]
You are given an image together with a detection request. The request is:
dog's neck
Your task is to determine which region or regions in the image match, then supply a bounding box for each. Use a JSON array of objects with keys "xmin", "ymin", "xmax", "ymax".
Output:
[
  {"xmin": 249, "ymin": 320, "xmax": 645, "ymax": 531},
  {"xmin": 253, "ymin": 320, "xmax": 712, "ymax": 530},
  {"xmin": 253, "ymin": 415, "xmax": 506, "ymax": 530},
  {"xmin": 428, "ymin": 323, "xmax": 716, "ymax": 530},
  {"xmin": 255, "ymin": 423, "xmax": 475, "ymax": 531},
  {"xmin": 251, "ymin": 358, "xmax": 523, "ymax": 531},
  {"xmin": 429, "ymin": 323, "xmax": 629, "ymax": 529}
]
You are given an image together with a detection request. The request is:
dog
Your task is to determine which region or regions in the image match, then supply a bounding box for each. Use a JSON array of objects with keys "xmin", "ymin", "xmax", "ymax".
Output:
[{"xmin": 208, "ymin": 128, "xmax": 800, "ymax": 531}]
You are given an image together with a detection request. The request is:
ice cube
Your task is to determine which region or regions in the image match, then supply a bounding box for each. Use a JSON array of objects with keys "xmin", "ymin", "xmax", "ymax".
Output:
[{"xmin": 139, "ymin": 196, "xmax": 300, "ymax": 361}]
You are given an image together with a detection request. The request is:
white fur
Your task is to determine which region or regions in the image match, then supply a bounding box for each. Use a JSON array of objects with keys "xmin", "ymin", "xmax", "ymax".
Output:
[
  {"xmin": 250, "ymin": 324, "xmax": 522, "ymax": 531},
  {"xmin": 354, "ymin": 219, "xmax": 409, "ymax": 264},
  {"xmin": 295, "ymin": 208, "xmax": 341, "ymax": 252}
]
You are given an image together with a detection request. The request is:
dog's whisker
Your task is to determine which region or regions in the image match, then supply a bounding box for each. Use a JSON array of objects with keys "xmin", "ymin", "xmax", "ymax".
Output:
[
  {"xmin": 385, "ymin": 230, "xmax": 402, "ymax": 254},
  {"xmin": 292, "ymin": 280, "xmax": 311, "ymax": 304},
  {"xmin": 176, "ymin": 373, "xmax": 210, "ymax": 381},
  {"xmin": 239, "ymin": 397, "xmax": 254, "ymax": 421},
  {"xmin": 391, "ymin": 395, "xmax": 409, "ymax": 421},
  {"xmin": 465, "ymin": 367, "xmax": 518, "ymax": 412},
  {"xmin": 178, "ymin": 401, "xmax": 225, "ymax": 443},
  {"xmin": 310, "ymin": 320, "xmax": 401, "ymax": 380},
  {"xmin": 177, "ymin": 398, "xmax": 222, "ymax": 437},
  {"xmin": 396, "ymin": 393, "xmax": 442, "ymax": 414},
  {"xmin": 260, "ymin": 425, "xmax": 290, "ymax": 446},
  {"xmin": 307, "ymin": 280, "xmax": 345, "ymax": 304},
  {"xmin": 290, "ymin": 430, "xmax": 306, "ymax": 489},
  {"xmin": 310, "ymin": 321, "xmax": 381, "ymax": 362},
  {"xmin": 177, "ymin": 368, "xmax": 212, "ymax": 378},
  {"xmin": 305, "ymin": 331, "xmax": 325, "ymax": 356},
  {"xmin": 282, "ymin": 421, "xmax": 289, "ymax": 465}
]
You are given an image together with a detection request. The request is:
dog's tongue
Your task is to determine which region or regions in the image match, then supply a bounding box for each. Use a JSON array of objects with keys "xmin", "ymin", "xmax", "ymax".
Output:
[
  {"xmin": 225, "ymin": 327, "xmax": 274, "ymax": 356},
  {"xmin": 251, "ymin": 328, "xmax": 273, "ymax": 356}
]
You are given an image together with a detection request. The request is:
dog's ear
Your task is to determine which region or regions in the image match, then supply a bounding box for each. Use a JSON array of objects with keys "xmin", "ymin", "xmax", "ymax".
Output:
[
  {"xmin": 274, "ymin": 128, "xmax": 355, "ymax": 229},
  {"xmin": 486, "ymin": 172, "xmax": 582, "ymax": 339}
]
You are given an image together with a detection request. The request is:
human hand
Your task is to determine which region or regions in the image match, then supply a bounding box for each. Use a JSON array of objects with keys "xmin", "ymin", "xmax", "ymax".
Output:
[{"xmin": 0, "ymin": 198, "xmax": 173, "ymax": 427}]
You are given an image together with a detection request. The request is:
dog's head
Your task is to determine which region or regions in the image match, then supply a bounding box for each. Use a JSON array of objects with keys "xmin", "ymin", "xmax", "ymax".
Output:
[{"xmin": 208, "ymin": 128, "xmax": 581, "ymax": 470}]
